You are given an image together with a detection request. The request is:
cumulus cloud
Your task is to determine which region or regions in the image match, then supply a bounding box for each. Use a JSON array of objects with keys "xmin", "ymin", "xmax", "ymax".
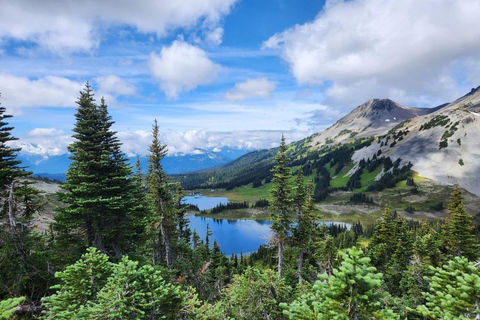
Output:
[
  {"xmin": 149, "ymin": 40, "xmax": 219, "ymax": 99},
  {"xmin": 0, "ymin": 0, "xmax": 237, "ymax": 55},
  {"xmin": 264, "ymin": 0, "xmax": 480, "ymax": 108},
  {"xmin": 117, "ymin": 128, "xmax": 311, "ymax": 156},
  {"xmin": 12, "ymin": 128, "xmax": 72, "ymax": 157},
  {"xmin": 96, "ymin": 75, "xmax": 136, "ymax": 96},
  {"xmin": 0, "ymin": 75, "xmax": 84, "ymax": 114},
  {"xmin": 223, "ymin": 78, "xmax": 276, "ymax": 102}
]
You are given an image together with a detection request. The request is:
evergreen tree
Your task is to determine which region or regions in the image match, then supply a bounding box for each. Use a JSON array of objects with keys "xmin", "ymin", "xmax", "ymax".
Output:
[
  {"xmin": 384, "ymin": 214, "xmax": 413, "ymax": 297},
  {"xmin": 316, "ymin": 225, "xmax": 336, "ymax": 276},
  {"xmin": 283, "ymin": 247, "xmax": 399, "ymax": 319},
  {"xmin": 55, "ymin": 84, "xmax": 146, "ymax": 260},
  {"xmin": 368, "ymin": 205, "xmax": 396, "ymax": 270},
  {"xmin": 216, "ymin": 267, "xmax": 291, "ymax": 320},
  {"xmin": 146, "ymin": 119, "xmax": 176, "ymax": 268},
  {"xmin": 293, "ymin": 172, "xmax": 321, "ymax": 284},
  {"xmin": 42, "ymin": 247, "xmax": 184, "ymax": 320},
  {"xmin": 400, "ymin": 220, "xmax": 444, "ymax": 311},
  {"xmin": 414, "ymin": 257, "xmax": 480, "ymax": 319},
  {"xmin": 0, "ymin": 101, "xmax": 52, "ymax": 308},
  {"xmin": 269, "ymin": 135, "xmax": 292, "ymax": 278},
  {"xmin": 442, "ymin": 185, "xmax": 479, "ymax": 260},
  {"xmin": 0, "ymin": 100, "xmax": 29, "ymax": 192},
  {"xmin": 0, "ymin": 297, "xmax": 24, "ymax": 319}
]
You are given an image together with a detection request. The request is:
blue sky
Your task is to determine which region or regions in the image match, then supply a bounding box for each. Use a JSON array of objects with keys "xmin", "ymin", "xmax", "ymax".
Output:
[{"xmin": 1, "ymin": 0, "xmax": 480, "ymax": 159}]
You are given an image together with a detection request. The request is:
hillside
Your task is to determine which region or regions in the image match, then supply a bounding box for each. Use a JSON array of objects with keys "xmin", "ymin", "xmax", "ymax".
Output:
[{"xmin": 175, "ymin": 87, "xmax": 480, "ymax": 214}]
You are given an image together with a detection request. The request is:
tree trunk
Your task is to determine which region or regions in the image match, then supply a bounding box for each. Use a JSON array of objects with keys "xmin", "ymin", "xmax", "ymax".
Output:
[
  {"xmin": 91, "ymin": 221, "xmax": 106, "ymax": 254},
  {"xmin": 278, "ymin": 240, "xmax": 284, "ymax": 278},
  {"xmin": 161, "ymin": 222, "xmax": 173, "ymax": 269},
  {"xmin": 298, "ymin": 248, "xmax": 304, "ymax": 284},
  {"xmin": 8, "ymin": 182, "xmax": 17, "ymax": 231}
]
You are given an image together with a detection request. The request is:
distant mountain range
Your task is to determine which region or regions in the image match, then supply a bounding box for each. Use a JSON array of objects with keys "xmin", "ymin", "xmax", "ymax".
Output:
[
  {"xmin": 174, "ymin": 86, "xmax": 480, "ymax": 197},
  {"xmin": 19, "ymin": 147, "xmax": 252, "ymax": 182}
]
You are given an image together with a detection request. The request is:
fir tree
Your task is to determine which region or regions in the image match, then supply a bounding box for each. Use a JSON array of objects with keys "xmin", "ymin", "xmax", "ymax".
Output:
[
  {"xmin": 0, "ymin": 101, "xmax": 52, "ymax": 307},
  {"xmin": 55, "ymin": 84, "xmax": 146, "ymax": 260},
  {"xmin": 147, "ymin": 119, "xmax": 175, "ymax": 268},
  {"xmin": 283, "ymin": 247, "xmax": 399, "ymax": 319},
  {"xmin": 414, "ymin": 257, "xmax": 480, "ymax": 319},
  {"xmin": 0, "ymin": 297, "xmax": 25, "ymax": 319},
  {"xmin": 42, "ymin": 247, "xmax": 184, "ymax": 320},
  {"xmin": 293, "ymin": 171, "xmax": 321, "ymax": 284},
  {"xmin": 269, "ymin": 135, "xmax": 292, "ymax": 278},
  {"xmin": 368, "ymin": 205, "xmax": 396, "ymax": 270},
  {"xmin": 218, "ymin": 267, "xmax": 291, "ymax": 320},
  {"xmin": 442, "ymin": 185, "xmax": 479, "ymax": 261}
]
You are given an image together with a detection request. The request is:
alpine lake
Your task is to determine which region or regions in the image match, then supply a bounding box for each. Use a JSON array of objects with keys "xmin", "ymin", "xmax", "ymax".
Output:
[{"xmin": 182, "ymin": 195, "xmax": 351, "ymax": 255}]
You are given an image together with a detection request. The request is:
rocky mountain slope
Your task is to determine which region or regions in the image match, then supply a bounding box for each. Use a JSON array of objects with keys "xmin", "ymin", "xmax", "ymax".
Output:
[
  {"xmin": 310, "ymin": 98, "xmax": 438, "ymax": 148},
  {"xmin": 381, "ymin": 87, "xmax": 480, "ymax": 196},
  {"xmin": 310, "ymin": 86, "xmax": 480, "ymax": 196}
]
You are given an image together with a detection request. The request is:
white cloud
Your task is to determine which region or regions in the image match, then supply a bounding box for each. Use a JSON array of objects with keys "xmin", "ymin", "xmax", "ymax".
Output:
[
  {"xmin": 117, "ymin": 128, "xmax": 311, "ymax": 156},
  {"xmin": 0, "ymin": 74, "xmax": 84, "ymax": 114},
  {"xmin": 0, "ymin": 0, "xmax": 237, "ymax": 55},
  {"xmin": 12, "ymin": 128, "xmax": 72, "ymax": 156},
  {"xmin": 204, "ymin": 27, "xmax": 224, "ymax": 46},
  {"xmin": 96, "ymin": 75, "xmax": 136, "ymax": 96},
  {"xmin": 264, "ymin": 0, "xmax": 480, "ymax": 108},
  {"xmin": 223, "ymin": 78, "xmax": 276, "ymax": 102},
  {"xmin": 149, "ymin": 40, "xmax": 219, "ymax": 99}
]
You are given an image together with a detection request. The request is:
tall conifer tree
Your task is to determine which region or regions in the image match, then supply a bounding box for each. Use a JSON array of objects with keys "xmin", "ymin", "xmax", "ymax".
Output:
[
  {"xmin": 293, "ymin": 171, "xmax": 320, "ymax": 284},
  {"xmin": 55, "ymin": 84, "xmax": 146, "ymax": 260},
  {"xmin": 147, "ymin": 119, "xmax": 175, "ymax": 268},
  {"xmin": 269, "ymin": 135, "xmax": 292, "ymax": 278},
  {"xmin": 0, "ymin": 98, "xmax": 50, "ymax": 305},
  {"xmin": 442, "ymin": 185, "xmax": 479, "ymax": 261}
]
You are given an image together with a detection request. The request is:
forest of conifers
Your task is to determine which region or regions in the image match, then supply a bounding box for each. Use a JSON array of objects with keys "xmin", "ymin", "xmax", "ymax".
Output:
[{"xmin": 1, "ymin": 85, "xmax": 480, "ymax": 319}]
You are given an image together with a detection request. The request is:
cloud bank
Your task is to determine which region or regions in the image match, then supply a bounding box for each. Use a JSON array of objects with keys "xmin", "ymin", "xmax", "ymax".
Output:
[
  {"xmin": 0, "ymin": 75, "xmax": 84, "ymax": 114},
  {"xmin": 264, "ymin": 0, "xmax": 480, "ymax": 108},
  {"xmin": 117, "ymin": 129, "xmax": 311, "ymax": 156},
  {"xmin": 0, "ymin": 0, "xmax": 238, "ymax": 55}
]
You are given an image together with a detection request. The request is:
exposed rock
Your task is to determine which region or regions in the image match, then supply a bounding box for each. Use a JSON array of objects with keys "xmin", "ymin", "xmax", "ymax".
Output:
[{"xmin": 310, "ymin": 86, "xmax": 480, "ymax": 196}]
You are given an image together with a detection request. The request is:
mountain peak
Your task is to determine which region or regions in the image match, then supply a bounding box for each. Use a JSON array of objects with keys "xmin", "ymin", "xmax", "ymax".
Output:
[
  {"xmin": 337, "ymin": 98, "xmax": 425, "ymax": 128},
  {"xmin": 368, "ymin": 99, "xmax": 397, "ymax": 111}
]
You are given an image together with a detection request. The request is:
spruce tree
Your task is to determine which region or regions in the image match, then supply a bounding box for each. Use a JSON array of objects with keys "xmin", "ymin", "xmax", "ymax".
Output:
[
  {"xmin": 42, "ymin": 248, "xmax": 184, "ymax": 320},
  {"xmin": 414, "ymin": 256, "xmax": 480, "ymax": 319},
  {"xmin": 442, "ymin": 185, "xmax": 479, "ymax": 261},
  {"xmin": 147, "ymin": 119, "xmax": 175, "ymax": 268},
  {"xmin": 269, "ymin": 135, "xmax": 292, "ymax": 278},
  {"xmin": 0, "ymin": 100, "xmax": 29, "ymax": 191},
  {"xmin": 283, "ymin": 247, "xmax": 399, "ymax": 319},
  {"xmin": 0, "ymin": 100, "xmax": 52, "ymax": 305},
  {"xmin": 293, "ymin": 171, "xmax": 321, "ymax": 284},
  {"xmin": 55, "ymin": 84, "xmax": 146, "ymax": 260},
  {"xmin": 368, "ymin": 205, "xmax": 396, "ymax": 270}
]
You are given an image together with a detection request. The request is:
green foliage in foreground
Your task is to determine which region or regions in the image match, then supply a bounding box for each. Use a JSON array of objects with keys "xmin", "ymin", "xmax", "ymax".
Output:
[
  {"xmin": 413, "ymin": 257, "xmax": 480, "ymax": 319},
  {"xmin": 0, "ymin": 297, "xmax": 24, "ymax": 319},
  {"xmin": 282, "ymin": 247, "xmax": 399, "ymax": 320},
  {"xmin": 42, "ymin": 248, "xmax": 183, "ymax": 320}
]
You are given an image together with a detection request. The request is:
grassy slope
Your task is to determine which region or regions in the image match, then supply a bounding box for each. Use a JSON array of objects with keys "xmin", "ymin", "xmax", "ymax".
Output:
[{"xmin": 196, "ymin": 174, "xmax": 480, "ymax": 225}]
